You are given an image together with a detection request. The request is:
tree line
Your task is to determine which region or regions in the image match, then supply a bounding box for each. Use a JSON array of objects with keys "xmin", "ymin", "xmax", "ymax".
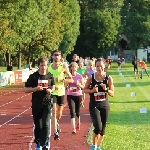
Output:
[{"xmin": 0, "ymin": 0, "xmax": 150, "ymax": 67}]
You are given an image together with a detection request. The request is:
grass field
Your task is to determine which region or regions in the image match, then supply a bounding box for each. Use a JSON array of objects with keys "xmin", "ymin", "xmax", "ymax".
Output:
[
  {"xmin": 0, "ymin": 66, "xmax": 23, "ymax": 72},
  {"xmin": 87, "ymin": 65, "xmax": 150, "ymax": 150}
]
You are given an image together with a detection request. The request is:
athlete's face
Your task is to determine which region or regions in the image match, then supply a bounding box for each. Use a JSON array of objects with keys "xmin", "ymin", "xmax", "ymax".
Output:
[
  {"xmin": 79, "ymin": 63, "xmax": 83, "ymax": 68},
  {"xmin": 71, "ymin": 64, "xmax": 78, "ymax": 71},
  {"xmin": 52, "ymin": 52, "xmax": 61, "ymax": 62},
  {"xmin": 88, "ymin": 62, "xmax": 93, "ymax": 68},
  {"xmin": 38, "ymin": 61, "xmax": 48, "ymax": 73},
  {"xmin": 96, "ymin": 61, "xmax": 105, "ymax": 72}
]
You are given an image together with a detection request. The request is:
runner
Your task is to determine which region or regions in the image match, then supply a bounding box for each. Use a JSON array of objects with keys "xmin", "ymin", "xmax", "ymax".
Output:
[
  {"xmin": 77, "ymin": 61, "xmax": 86, "ymax": 75},
  {"xmin": 132, "ymin": 56, "xmax": 139, "ymax": 79},
  {"xmin": 107, "ymin": 57, "xmax": 113, "ymax": 69},
  {"xmin": 83, "ymin": 59, "xmax": 114, "ymax": 150},
  {"xmin": 48, "ymin": 50, "xmax": 73, "ymax": 140},
  {"xmin": 83, "ymin": 60, "xmax": 96, "ymax": 77},
  {"xmin": 25, "ymin": 56, "xmax": 55, "ymax": 150},
  {"xmin": 72, "ymin": 54, "xmax": 79, "ymax": 63},
  {"xmin": 139, "ymin": 60, "xmax": 149, "ymax": 79},
  {"xmin": 77, "ymin": 61, "xmax": 86, "ymax": 107},
  {"xmin": 117, "ymin": 58, "xmax": 122, "ymax": 69},
  {"xmin": 66, "ymin": 62, "xmax": 85, "ymax": 133}
]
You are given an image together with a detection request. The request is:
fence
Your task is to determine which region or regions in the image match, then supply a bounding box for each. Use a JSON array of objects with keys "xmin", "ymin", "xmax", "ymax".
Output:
[{"xmin": 0, "ymin": 68, "xmax": 37, "ymax": 87}]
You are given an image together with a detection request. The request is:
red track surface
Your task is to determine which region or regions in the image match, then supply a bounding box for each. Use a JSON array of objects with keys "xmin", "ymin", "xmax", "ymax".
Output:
[{"xmin": 0, "ymin": 84, "xmax": 91, "ymax": 150}]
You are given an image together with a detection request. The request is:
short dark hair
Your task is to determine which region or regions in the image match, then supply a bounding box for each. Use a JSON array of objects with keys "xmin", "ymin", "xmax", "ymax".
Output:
[
  {"xmin": 37, "ymin": 56, "xmax": 48, "ymax": 66},
  {"xmin": 52, "ymin": 50, "xmax": 61, "ymax": 55},
  {"xmin": 95, "ymin": 58, "xmax": 104, "ymax": 66}
]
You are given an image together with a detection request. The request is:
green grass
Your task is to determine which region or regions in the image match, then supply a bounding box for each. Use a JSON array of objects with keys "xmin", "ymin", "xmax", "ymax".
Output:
[
  {"xmin": 0, "ymin": 66, "xmax": 24, "ymax": 72},
  {"xmin": 87, "ymin": 66, "xmax": 150, "ymax": 150}
]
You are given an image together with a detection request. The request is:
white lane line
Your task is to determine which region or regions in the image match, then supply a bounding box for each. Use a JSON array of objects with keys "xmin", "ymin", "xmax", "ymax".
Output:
[
  {"xmin": 123, "ymin": 71, "xmax": 150, "ymax": 99},
  {"xmin": 7, "ymin": 124, "xmax": 21, "ymax": 125},
  {"xmin": 0, "ymin": 107, "xmax": 31, "ymax": 128},
  {"xmin": 0, "ymin": 93, "xmax": 30, "ymax": 108},
  {"xmin": 0, "ymin": 88, "xmax": 23, "ymax": 96},
  {"xmin": 28, "ymin": 102, "xmax": 68, "ymax": 150}
]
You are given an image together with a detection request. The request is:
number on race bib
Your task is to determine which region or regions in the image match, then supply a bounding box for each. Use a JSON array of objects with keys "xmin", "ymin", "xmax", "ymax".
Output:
[
  {"xmin": 69, "ymin": 87, "xmax": 79, "ymax": 93},
  {"xmin": 94, "ymin": 92, "xmax": 106, "ymax": 101},
  {"xmin": 38, "ymin": 80, "xmax": 48, "ymax": 88}
]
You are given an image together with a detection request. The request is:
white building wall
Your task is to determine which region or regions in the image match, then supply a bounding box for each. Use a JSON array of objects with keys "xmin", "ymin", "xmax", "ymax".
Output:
[{"xmin": 137, "ymin": 49, "xmax": 147, "ymax": 62}]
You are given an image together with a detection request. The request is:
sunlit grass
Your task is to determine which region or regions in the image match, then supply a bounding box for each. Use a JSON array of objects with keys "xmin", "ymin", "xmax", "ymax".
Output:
[{"xmin": 87, "ymin": 66, "xmax": 150, "ymax": 150}]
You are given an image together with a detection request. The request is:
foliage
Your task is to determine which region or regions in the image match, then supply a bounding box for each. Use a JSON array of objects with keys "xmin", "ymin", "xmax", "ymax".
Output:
[
  {"xmin": 59, "ymin": 0, "xmax": 80, "ymax": 57},
  {"xmin": 73, "ymin": 0, "xmax": 124, "ymax": 58},
  {"xmin": 120, "ymin": 0, "xmax": 150, "ymax": 50},
  {"xmin": 87, "ymin": 66, "xmax": 150, "ymax": 149}
]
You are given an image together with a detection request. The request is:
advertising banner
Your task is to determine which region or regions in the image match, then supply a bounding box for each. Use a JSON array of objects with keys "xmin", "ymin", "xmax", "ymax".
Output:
[
  {"xmin": 15, "ymin": 70, "xmax": 22, "ymax": 83},
  {"xmin": 0, "ymin": 72, "xmax": 3, "ymax": 86},
  {"xmin": 22, "ymin": 68, "xmax": 30, "ymax": 82},
  {"xmin": 0, "ymin": 72, "xmax": 9, "ymax": 86},
  {"xmin": 8, "ymin": 71, "xmax": 15, "ymax": 84}
]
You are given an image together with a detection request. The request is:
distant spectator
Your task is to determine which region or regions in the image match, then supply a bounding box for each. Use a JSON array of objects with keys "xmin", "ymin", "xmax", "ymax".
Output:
[{"xmin": 7, "ymin": 62, "xmax": 13, "ymax": 71}]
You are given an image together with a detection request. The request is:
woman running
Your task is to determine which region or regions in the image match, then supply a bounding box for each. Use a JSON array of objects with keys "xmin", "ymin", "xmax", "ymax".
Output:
[
  {"xmin": 66, "ymin": 62, "xmax": 85, "ymax": 134},
  {"xmin": 84, "ymin": 59, "xmax": 114, "ymax": 150},
  {"xmin": 83, "ymin": 60, "xmax": 96, "ymax": 77}
]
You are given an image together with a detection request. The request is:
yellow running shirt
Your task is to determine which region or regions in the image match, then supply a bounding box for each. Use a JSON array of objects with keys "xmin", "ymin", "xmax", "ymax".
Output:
[{"xmin": 48, "ymin": 63, "xmax": 65, "ymax": 96}]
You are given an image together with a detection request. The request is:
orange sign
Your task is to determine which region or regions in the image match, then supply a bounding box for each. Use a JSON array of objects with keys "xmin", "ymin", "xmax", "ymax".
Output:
[{"xmin": 15, "ymin": 70, "xmax": 22, "ymax": 83}]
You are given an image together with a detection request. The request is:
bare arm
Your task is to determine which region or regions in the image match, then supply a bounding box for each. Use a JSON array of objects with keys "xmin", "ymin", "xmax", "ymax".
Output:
[
  {"xmin": 25, "ymin": 86, "xmax": 42, "ymax": 93},
  {"xmin": 82, "ymin": 69, "xmax": 88, "ymax": 78},
  {"xmin": 107, "ymin": 76, "xmax": 114, "ymax": 97},
  {"xmin": 63, "ymin": 64, "xmax": 73, "ymax": 83},
  {"xmin": 83, "ymin": 77, "xmax": 96, "ymax": 93},
  {"xmin": 77, "ymin": 77, "xmax": 85, "ymax": 89}
]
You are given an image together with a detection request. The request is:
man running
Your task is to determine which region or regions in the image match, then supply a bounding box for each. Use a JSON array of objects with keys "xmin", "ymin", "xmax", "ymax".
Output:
[
  {"xmin": 48, "ymin": 50, "xmax": 72, "ymax": 140},
  {"xmin": 25, "ymin": 56, "xmax": 54, "ymax": 150},
  {"xmin": 132, "ymin": 56, "xmax": 139, "ymax": 79}
]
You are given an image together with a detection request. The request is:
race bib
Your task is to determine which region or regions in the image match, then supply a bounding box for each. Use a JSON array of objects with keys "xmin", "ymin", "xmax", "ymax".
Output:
[
  {"xmin": 69, "ymin": 87, "xmax": 79, "ymax": 93},
  {"xmin": 94, "ymin": 92, "xmax": 106, "ymax": 101},
  {"xmin": 38, "ymin": 80, "xmax": 48, "ymax": 88}
]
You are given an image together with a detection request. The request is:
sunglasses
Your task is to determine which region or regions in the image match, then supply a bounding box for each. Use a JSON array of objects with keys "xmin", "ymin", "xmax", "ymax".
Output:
[{"xmin": 53, "ymin": 53, "xmax": 61, "ymax": 56}]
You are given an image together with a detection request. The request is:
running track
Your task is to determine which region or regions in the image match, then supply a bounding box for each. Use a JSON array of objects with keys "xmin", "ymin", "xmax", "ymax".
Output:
[{"xmin": 0, "ymin": 84, "xmax": 91, "ymax": 150}]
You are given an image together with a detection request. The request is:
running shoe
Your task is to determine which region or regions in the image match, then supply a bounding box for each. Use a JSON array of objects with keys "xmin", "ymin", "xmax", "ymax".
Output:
[
  {"xmin": 90, "ymin": 145, "xmax": 97, "ymax": 150},
  {"xmin": 54, "ymin": 132, "xmax": 60, "ymax": 140},
  {"xmin": 97, "ymin": 147, "xmax": 101, "ymax": 150},
  {"xmin": 72, "ymin": 128, "xmax": 76, "ymax": 134},
  {"xmin": 35, "ymin": 145, "xmax": 41, "ymax": 150},
  {"xmin": 42, "ymin": 146, "xmax": 48, "ymax": 150},
  {"xmin": 76, "ymin": 123, "xmax": 80, "ymax": 131},
  {"xmin": 57, "ymin": 123, "xmax": 61, "ymax": 133}
]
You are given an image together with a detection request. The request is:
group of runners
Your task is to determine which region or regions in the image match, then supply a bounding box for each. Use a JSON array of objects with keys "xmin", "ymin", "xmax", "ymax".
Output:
[
  {"xmin": 24, "ymin": 51, "xmax": 122, "ymax": 150},
  {"xmin": 24, "ymin": 51, "xmax": 150, "ymax": 150}
]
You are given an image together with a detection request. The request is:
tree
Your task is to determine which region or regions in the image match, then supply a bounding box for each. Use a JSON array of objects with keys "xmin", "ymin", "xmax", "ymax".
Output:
[
  {"xmin": 30, "ymin": 0, "xmax": 63, "ymax": 58},
  {"xmin": 59, "ymin": 0, "xmax": 80, "ymax": 57},
  {"xmin": 73, "ymin": 0, "xmax": 123, "ymax": 58},
  {"xmin": 0, "ymin": 0, "xmax": 52, "ymax": 67},
  {"xmin": 120, "ymin": 0, "xmax": 150, "ymax": 50}
]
